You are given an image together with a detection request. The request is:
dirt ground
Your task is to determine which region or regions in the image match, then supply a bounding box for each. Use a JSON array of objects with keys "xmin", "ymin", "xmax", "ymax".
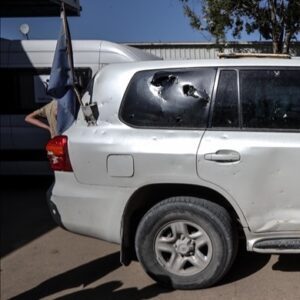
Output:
[{"xmin": 1, "ymin": 177, "xmax": 300, "ymax": 300}]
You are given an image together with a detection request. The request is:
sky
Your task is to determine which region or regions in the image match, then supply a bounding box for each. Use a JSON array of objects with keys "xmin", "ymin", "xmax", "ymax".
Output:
[{"xmin": 1, "ymin": 0, "xmax": 259, "ymax": 43}]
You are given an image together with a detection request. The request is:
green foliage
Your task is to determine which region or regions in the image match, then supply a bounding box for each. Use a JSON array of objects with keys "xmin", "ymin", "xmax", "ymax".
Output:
[{"xmin": 179, "ymin": 0, "xmax": 300, "ymax": 53}]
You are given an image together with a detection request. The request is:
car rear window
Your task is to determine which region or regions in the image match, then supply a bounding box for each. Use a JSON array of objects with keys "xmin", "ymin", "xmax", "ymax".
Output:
[{"xmin": 120, "ymin": 68, "xmax": 217, "ymax": 129}]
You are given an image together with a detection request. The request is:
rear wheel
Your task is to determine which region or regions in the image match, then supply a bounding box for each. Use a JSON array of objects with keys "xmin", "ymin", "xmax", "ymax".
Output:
[{"xmin": 135, "ymin": 196, "xmax": 237, "ymax": 289}]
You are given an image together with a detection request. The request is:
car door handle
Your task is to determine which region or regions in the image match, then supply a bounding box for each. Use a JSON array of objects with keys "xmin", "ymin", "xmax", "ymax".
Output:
[{"xmin": 204, "ymin": 150, "xmax": 240, "ymax": 162}]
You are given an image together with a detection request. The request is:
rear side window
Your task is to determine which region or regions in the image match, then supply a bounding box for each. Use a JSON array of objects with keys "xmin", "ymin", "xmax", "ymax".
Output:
[
  {"xmin": 240, "ymin": 69, "xmax": 300, "ymax": 130},
  {"xmin": 212, "ymin": 70, "xmax": 239, "ymax": 128},
  {"xmin": 120, "ymin": 68, "xmax": 216, "ymax": 128}
]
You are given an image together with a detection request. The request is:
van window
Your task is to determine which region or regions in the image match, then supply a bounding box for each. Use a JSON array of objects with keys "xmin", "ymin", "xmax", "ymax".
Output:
[
  {"xmin": 0, "ymin": 68, "xmax": 92, "ymax": 114},
  {"xmin": 120, "ymin": 68, "xmax": 216, "ymax": 128},
  {"xmin": 212, "ymin": 70, "xmax": 239, "ymax": 128},
  {"xmin": 240, "ymin": 69, "xmax": 300, "ymax": 130}
]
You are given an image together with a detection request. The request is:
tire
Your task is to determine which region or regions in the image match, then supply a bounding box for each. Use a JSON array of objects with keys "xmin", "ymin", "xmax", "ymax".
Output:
[{"xmin": 135, "ymin": 196, "xmax": 237, "ymax": 289}]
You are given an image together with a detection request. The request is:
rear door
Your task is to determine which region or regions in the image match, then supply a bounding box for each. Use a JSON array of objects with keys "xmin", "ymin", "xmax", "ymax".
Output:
[{"xmin": 197, "ymin": 68, "xmax": 300, "ymax": 233}]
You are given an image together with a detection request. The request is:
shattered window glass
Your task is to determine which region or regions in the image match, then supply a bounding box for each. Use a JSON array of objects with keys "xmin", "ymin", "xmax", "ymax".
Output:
[
  {"xmin": 120, "ymin": 68, "xmax": 216, "ymax": 128},
  {"xmin": 212, "ymin": 70, "xmax": 239, "ymax": 128},
  {"xmin": 240, "ymin": 69, "xmax": 300, "ymax": 130}
]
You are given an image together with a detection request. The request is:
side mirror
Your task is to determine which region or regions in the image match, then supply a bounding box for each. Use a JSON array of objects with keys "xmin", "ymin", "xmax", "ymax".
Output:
[{"xmin": 183, "ymin": 84, "xmax": 210, "ymax": 102}]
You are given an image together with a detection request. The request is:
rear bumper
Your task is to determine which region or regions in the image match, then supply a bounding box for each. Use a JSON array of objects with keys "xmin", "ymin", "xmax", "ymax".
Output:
[
  {"xmin": 46, "ymin": 171, "xmax": 133, "ymax": 244},
  {"xmin": 46, "ymin": 182, "xmax": 65, "ymax": 229}
]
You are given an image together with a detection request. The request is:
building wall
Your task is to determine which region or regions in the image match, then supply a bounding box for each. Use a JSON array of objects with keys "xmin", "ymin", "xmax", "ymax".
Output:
[{"xmin": 127, "ymin": 42, "xmax": 300, "ymax": 60}]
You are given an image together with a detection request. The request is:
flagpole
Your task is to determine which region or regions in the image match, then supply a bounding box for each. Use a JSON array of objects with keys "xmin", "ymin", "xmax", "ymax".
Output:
[{"xmin": 61, "ymin": 1, "xmax": 83, "ymax": 107}]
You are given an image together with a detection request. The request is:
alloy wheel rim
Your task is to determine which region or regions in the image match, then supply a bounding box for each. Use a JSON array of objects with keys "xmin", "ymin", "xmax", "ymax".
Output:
[{"xmin": 154, "ymin": 220, "xmax": 213, "ymax": 276}]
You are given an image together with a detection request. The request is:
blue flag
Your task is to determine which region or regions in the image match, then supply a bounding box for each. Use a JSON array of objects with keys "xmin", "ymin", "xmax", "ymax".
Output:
[
  {"xmin": 47, "ymin": 7, "xmax": 76, "ymax": 135},
  {"xmin": 56, "ymin": 89, "xmax": 76, "ymax": 134}
]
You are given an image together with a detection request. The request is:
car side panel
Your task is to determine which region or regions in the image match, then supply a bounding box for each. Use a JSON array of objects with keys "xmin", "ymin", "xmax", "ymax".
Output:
[
  {"xmin": 197, "ymin": 131, "xmax": 300, "ymax": 233},
  {"xmin": 68, "ymin": 124, "xmax": 205, "ymax": 187}
]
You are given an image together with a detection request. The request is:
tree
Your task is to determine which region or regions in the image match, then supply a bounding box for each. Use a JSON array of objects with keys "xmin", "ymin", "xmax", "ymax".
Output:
[{"xmin": 180, "ymin": 0, "xmax": 300, "ymax": 53}]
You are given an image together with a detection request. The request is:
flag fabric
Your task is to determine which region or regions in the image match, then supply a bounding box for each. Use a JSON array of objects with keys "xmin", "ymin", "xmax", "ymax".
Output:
[
  {"xmin": 56, "ymin": 89, "xmax": 76, "ymax": 134},
  {"xmin": 47, "ymin": 6, "xmax": 76, "ymax": 135}
]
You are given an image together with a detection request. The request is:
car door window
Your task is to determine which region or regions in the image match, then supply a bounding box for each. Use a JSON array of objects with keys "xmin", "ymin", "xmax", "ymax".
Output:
[
  {"xmin": 212, "ymin": 70, "xmax": 239, "ymax": 128},
  {"xmin": 240, "ymin": 69, "xmax": 300, "ymax": 130}
]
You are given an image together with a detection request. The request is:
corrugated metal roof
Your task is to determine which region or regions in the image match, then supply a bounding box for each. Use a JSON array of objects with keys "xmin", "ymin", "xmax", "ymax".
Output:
[{"xmin": 126, "ymin": 41, "xmax": 300, "ymax": 60}]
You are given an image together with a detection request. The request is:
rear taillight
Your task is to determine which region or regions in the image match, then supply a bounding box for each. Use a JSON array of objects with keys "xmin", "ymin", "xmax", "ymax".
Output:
[{"xmin": 46, "ymin": 135, "xmax": 73, "ymax": 172}]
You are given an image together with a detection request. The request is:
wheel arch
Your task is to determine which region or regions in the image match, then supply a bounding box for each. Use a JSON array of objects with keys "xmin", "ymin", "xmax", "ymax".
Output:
[{"xmin": 121, "ymin": 183, "xmax": 247, "ymax": 265}]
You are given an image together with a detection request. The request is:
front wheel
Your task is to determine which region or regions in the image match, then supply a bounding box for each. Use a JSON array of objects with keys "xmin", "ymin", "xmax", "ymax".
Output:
[{"xmin": 135, "ymin": 197, "xmax": 237, "ymax": 289}]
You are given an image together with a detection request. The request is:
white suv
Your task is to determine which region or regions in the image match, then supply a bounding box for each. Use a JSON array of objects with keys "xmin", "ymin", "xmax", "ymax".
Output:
[{"xmin": 47, "ymin": 58, "xmax": 300, "ymax": 289}]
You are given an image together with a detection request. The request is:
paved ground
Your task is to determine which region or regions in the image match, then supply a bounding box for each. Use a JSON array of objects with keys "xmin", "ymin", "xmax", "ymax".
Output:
[{"xmin": 1, "ymin": 177, "xmax": 300, "ymax": 300}]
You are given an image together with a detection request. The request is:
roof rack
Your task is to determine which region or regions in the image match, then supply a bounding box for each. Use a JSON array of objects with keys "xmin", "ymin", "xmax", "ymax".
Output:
[{"xmin": 218, "ymin": 53, "xmax": 291, "ymax": 59}]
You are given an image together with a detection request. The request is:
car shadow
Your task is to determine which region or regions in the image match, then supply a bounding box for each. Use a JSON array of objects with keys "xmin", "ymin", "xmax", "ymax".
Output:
[
  {"xmin": 9, "ymin": 245, "xmax": 274, "ymax": 300},
  {"xmin": 217, "ymin": 244, "xmax": 271, "ymax": 286},
  {"xmin": 0, "ymin": 176, "xmax": 56, "ymax": 257},
  {"xmin": 272, "ymin": 254, "xmax": 300, "ymax": 272},
  {"xmin": 55, "ymin": 281, "xmax": 171, "ymax": 300},
  {"xmin": 45, "ymin": 248, "xmax": 273, "ymax": 300},
  {"xmin": 9, "ymin": 251, "xmax": 122, "ymax": 300}
]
